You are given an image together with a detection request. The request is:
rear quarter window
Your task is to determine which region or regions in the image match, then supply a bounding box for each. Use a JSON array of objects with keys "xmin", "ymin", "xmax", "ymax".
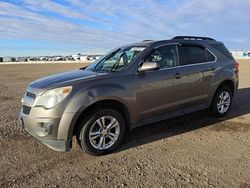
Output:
[
  {"xmin": 210, "ymin": 43, "xmax": 234, "ymax": 60},
  {"xmin": 206, "ymin": 50, "xmax": 216, "ymax": 62}
]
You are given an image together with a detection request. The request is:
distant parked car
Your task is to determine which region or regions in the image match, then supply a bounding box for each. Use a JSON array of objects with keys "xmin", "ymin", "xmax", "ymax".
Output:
[
  {"xmin": 47, "ymin": 57, "xmax": 53, "ymax": 61},
  {"xmin": 87, "ymin": 55, "xmax": 96, "ymax": 61},
  {"xmin": 51, "ymin": 56, "xmax": 64, "ymax": 61},
  {"xmin": 39, "ymin": 56, "xmax": 47, "ymax": 61},
  {"xmin": 66, "ymin": 56, "xmax": 75, "ymax": 61},
  {"xmin": 20, "ymin": 36, "xmax": 239, "ymax": 155},
  {"xmin": 10, "ymin": 57, "xmax": 16, "ymax": 62},
  {"xmin": 95, "ymin": 56, "xmax": 102, "ymax": 60}
]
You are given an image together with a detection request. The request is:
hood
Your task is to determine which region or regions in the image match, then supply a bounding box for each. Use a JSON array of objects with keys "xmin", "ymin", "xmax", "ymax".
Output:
[{"xmin": 29, "ymin": 69, "xmax": 102, "ymax": 89}]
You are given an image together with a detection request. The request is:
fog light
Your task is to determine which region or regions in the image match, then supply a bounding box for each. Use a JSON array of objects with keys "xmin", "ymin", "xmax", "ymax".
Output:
[{"xmin": 36, "ymin": 123, "xmax": 53, "ymax": 137}]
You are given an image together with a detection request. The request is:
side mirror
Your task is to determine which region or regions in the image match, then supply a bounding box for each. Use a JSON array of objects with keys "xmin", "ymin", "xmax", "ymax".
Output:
[{"xmin": 138, "ymin": 62, "xmax": 160, "ymax": 72}]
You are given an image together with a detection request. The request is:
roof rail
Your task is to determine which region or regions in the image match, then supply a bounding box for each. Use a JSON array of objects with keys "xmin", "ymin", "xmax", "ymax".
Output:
[
  {"xmin": 142, "ymin": 40, "xmax": 154, "ymax": 42},
  {"xmin": 172, "ymin": 36, "xmax": 216, "ymax": 41}
]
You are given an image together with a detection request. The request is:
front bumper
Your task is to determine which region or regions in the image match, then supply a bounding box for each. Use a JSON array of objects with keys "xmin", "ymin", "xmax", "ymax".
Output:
[{"xmin": 19, "ymin": 112, "xmax": 71, "ymax": 152}]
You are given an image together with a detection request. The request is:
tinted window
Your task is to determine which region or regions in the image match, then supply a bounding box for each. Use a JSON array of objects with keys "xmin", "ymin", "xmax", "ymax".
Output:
[
  {"xmin": 210, "ymin": 43, "xmax": 233, "ymax": 60},
  {"xmin": 145, "ymin": 45, "xmax": 179, "ymax": 69},
  {"xmin": 206, "ymin": 50, "xmax": 216, "ymax": 62},
  {"xmin": 180, "ymin": 45, "xmax": 215, "ymax": 65},
  {"xmin": 181, "ymin": 46, "xmax": 207, "ymax": 65}
]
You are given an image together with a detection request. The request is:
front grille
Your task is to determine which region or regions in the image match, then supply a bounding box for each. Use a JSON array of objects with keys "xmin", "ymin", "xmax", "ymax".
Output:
[
  {"xmin": 23, "ymin": 105, "xmax": 31, "ymax": 115},
  {"xmin": 26, "ymin": 92, "xmax": 36, "ymax": 99}
]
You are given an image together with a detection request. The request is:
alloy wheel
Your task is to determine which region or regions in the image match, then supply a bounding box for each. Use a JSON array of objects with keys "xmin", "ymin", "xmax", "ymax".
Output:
[
  {"xmin": 88, "ymin": 116, "xmax": 120, "ymax": 150},
  {"xmin": 217, "ymin": 91, "xmax": 231, "ymax": 114}
]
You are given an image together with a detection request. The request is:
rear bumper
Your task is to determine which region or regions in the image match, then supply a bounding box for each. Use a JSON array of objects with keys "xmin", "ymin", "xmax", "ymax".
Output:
[{"xmin": 19, "ymin": 112, "xmax": 71, "ymax": 152}]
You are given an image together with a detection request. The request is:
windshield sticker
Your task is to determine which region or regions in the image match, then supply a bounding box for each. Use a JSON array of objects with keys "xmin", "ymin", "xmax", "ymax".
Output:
[{"xmin": 131, "ymin": 47, "xmax": 146, "ymax": 51}]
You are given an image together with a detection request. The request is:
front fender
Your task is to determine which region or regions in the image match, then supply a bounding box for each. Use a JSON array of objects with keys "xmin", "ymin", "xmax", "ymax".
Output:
[{"xmin": 57, "ymin": 84, "xmax": 135, "ymax": 140}]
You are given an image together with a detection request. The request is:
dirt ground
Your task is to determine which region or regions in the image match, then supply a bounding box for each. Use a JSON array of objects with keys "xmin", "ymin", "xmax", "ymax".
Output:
[{"xmin": 0, "ymin": 60, "xmax": 249, "ymax": 188}]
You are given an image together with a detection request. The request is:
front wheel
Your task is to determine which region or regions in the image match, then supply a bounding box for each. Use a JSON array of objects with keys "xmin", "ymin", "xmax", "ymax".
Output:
[
  {"xmin": 210, "ymin": 86, "xmax": 233, "ymax": 117},
  {"xmin": 76, "ymin": 109, "xmax": 126, "ymax": 155}
]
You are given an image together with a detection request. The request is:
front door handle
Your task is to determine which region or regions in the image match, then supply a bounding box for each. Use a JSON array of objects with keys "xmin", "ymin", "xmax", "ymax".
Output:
[{"xmin": 175, "ymin": 73, "xmax": 181, "ymax": 79}]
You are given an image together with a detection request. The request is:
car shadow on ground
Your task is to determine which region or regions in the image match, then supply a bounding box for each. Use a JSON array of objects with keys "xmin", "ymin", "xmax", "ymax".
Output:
[{"xmin": 118, "ymin": 87, "xmax": 250, "ymax": 152}]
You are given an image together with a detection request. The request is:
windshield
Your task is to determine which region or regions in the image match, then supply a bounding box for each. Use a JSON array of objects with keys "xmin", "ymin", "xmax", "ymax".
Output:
[{"xmin": 86, "ymin": 46, "xmax": 146, "ymax": 73}]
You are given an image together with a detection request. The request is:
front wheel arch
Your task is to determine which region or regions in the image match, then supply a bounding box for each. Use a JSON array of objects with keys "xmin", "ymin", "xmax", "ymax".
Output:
[
  {"xmin": 76, "ymin": 108, "xmax": 126, "ymax": 155},
  {"xmin": 70, "ymin": 99, "xmax": 131, "ymax": 139}
]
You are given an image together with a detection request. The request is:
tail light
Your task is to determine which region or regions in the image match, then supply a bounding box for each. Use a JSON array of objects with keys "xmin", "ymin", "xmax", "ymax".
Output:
[{"xmin": 235, "ymin": 61, "xmax": 239, "ymax": 73}]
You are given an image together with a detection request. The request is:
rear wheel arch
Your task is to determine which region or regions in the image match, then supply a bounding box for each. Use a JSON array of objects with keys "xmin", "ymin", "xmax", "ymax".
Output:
[
  {"xmin": 210, "ymin": 79, "xmax": 235, "ymax": 107},
  {"xmin": 214, "ymin": 79, "xmax": 235, "ymax": 98},
  {"xmin": 210, "ymin": 85, "xmax": 233, "ymax": 117}
]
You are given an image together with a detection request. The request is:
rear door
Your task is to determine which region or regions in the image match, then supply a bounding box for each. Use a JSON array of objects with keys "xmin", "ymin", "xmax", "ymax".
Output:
[{"xmin": 178, "ymin": 43, "xmax": 217, "ymax": 112}]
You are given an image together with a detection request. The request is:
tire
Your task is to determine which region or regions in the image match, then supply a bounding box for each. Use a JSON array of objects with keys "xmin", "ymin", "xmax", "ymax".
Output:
[
  {"xmin": 210, "ymin": 86, "xmax": 233, "ymax": 117},
  {"xmin": 76, "ymin": 109, "xmax": 126, "ymax": 156}
]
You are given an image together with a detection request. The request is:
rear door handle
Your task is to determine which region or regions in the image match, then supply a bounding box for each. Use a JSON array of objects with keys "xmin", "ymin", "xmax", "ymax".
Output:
[
  {"xmin": 209, "ymin": 67, "xmax": 216, "ymax": 71},
  {"xmin": 174, "ymin": 73, "xmax": 181, "ymax": 79}
]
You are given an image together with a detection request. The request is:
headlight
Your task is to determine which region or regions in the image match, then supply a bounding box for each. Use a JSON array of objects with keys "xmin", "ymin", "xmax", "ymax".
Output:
[{"xmin": 35, "ymin": 86, "xmax": 72, "ymax": 109}]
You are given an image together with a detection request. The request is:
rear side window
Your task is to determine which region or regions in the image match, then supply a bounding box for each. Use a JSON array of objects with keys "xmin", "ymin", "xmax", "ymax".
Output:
[
  {"xmin": 210, "ymin": 43, "xmax": 234, "ymax": 60},
  {"xmin": 180, "ymin": 45, "xmax": 215, "ymax": 65}
]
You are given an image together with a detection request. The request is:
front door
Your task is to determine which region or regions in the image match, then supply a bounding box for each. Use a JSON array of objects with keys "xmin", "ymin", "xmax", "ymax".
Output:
[{"xmin": 135, "ymin": 44, "xmax": 189, "ymax": 122}]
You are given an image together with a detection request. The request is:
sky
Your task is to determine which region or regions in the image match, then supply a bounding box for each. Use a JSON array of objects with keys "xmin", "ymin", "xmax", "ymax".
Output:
[{"xmin": 0, "ymin": 0, "xmax": 250, "ymax": 57}]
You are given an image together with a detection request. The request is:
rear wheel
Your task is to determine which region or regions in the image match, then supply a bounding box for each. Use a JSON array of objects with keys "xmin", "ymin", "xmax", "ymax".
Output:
[
  {"xmin": 211, "ymin": 86, "xmax": 232, "ymax": 117},
  {"xmin": 76, "ymin": 109, "xmax": 126, "ymax": 155}
]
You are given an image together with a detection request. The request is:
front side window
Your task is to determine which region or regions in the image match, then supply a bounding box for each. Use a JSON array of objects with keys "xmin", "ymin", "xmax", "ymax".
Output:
[
  {"xmin": 180, "ymin": 45, "xmax": 215, "ymax": 65},
  {"xmin": 86, "ymin": 46, "xmax": 146, "ymax": 73},
  {"xmin": 144, "ymin": 45, "xmax": 179, "ymax": 69}
]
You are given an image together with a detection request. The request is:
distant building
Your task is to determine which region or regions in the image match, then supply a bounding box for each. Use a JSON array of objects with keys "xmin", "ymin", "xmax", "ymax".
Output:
[
  {"xmin": 0, "ymin": 57, "xmax": 3, "ymax": 62},
  {"xmin": 2, "ymin": 57, "xmax": 12, "ymax": 62},
  {"xmin": 72, "ymin": 53, "xmax": 82, "ymax": 60},
  {"xmin": 230, "ymin": 50, "xmax": 250, "ymax": 59},
  {"xmin": 231, "ymin": 50, "xmax": 245, "ymax": 59},
  {"xmin": 80, "ymin": 55, "xmax": 88, "ymax": 61}
]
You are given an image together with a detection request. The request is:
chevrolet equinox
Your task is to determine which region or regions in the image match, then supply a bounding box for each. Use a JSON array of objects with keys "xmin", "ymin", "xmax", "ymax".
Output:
[{"xmin": 19, "ymin": 36, "xmax": 239, "ymax": 155}]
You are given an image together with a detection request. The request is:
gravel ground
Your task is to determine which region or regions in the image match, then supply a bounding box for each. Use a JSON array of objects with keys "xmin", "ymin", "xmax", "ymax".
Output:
[{"xmin": 0, "ymin": 61, "xmax": 249, "ymax": 188}]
